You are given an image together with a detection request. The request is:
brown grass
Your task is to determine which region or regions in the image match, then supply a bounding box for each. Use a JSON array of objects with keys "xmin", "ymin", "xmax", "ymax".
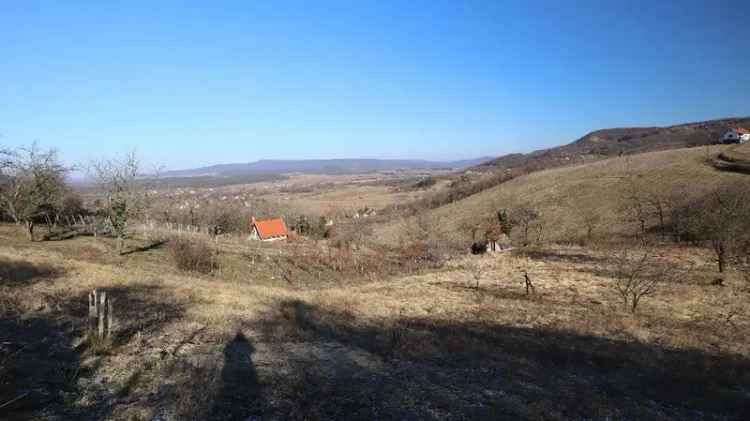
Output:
[
  {"xmin": 168, "ymin": 236, "xmax": 218, "ymax": 274},
  {"xmin": 376, "ymin": 146, "xmax": 748, "ymax": 246},
  {"xmin": 1, "ymin": 219, "xmax": 749, "ymax": 419}
]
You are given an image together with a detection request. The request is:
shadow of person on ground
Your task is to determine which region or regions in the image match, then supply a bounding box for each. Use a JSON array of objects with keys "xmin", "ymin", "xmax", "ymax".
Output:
[{"xmin": 209, "ymin": 332, "xmax": 263, "ymax": 421}]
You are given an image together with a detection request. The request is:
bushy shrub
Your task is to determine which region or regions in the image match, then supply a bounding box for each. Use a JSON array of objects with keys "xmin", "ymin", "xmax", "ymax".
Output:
[
  {"xmin": 471, "ymin": 241, "xmax": 487, "ymax": 255},
  {"xmin": 169, "ymin": 237, "xmax": 218, "ymax": 274}
]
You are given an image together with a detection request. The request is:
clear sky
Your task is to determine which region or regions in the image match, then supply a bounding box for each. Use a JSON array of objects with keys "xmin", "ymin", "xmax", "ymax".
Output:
[{"xmin": 1, "ymin": 0, "xmax": 749, "ymax": 171}]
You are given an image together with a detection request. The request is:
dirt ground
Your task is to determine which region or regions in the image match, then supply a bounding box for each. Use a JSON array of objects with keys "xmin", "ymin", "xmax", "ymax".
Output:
[{"xmin": 1, "ymin": 224, "xmax": 749, "ymax": 420}]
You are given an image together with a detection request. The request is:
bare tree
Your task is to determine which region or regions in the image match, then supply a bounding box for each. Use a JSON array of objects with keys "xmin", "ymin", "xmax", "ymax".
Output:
[
  {"xmin": 609, "ymin": 245, "xmax": 673, "ymax": 313},
  {"xmin": 460, "ymin": 220, "xmax": 482, "ymax": 242},
  {"xmin": 511, "ymin": 206, "xmax": 539, "ymax": 247},
  {"xmin": 675, "ymin": 182, "xmax": 750, "ymax": 273},
  {"xmin": 329, "ymin": 217, "xmax": 373, "ymax": 252},
  {"xmin": 468, "ymin": 262, "xmax": 482, "ymax": 289},
  {"xmin": 620, "ymin": 182, "xmax": 648, "ymax": 238},
  {"xmin": 0, "ymin": 144, "xmax": 67, "ymax": 241},
  {"xmin": 702, "ymin": 184, "xmax": 750, "ymax": 274},
  {"xmin": 61, "ymin": 191, "xmax": 85, "ymax": 220},
  {"xmin": 521, "ymin": 270, "xmax": 535, "ymax": 296},
  {"xmin": 90, "ymin": 151, "xmax": 146, "ymax": 254},
  {"xmin": 644, "ymin": 191, "xmax": 669, "ymax": 239},
  {"xmin": 580, "ymin": 207, "xmax": 601, "ymax": 244},
  {"xmin": 397, "ymin": 214, "xmax": 448, "ymax": 268}
]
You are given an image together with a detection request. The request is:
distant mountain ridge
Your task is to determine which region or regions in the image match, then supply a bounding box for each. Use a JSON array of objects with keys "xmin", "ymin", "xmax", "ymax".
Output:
[
  {"xmin": 474, "ymin": 116, "xmax": 750, "ymax": 174},
  {"xmin": 163, "ymin": 157, "xmax": 494, "ymax": 177}
]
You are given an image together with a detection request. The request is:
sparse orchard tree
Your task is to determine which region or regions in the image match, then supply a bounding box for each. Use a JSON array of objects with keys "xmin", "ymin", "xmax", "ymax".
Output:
[
  {"xmin": 578, "ymin": 202, "xmax": 602, "ymax": 244},
  {"xmin": 330, "ymin": 217, "xmax": 373, "ymax": 252},
  {"xmin": 620, "ymin": 183, "xmax": 648, "ymax": 238},
  {"xmin": 497, "ymin": 209, "xmax": 513, "ymax": 237},
  {"xmin": 484, "ymin": 219, "xmax": 500, "ymax": 243},
  {"xmin": 644, "ymin": 190, "xmax": 669, "ymax": 239},
  {"xmin": 460, "ymin": 220, "xmax": 482, "ymax": 242},
  {"xmin": 0, "ymin": 144, "xmax": 67, "ymax": 241},
  {"xmin": 680, "ymin": 182, "xmax": 750, "ymax": 274},
  {"xmin": 532, "ymin": 215, "xmax": 546, "ymax": 244},
  {"xmin": 511, "ymin": 206, "xmax": 539, "ymax": 247},
  {"xmin": 702, "ymin": 184, "xmax": 750, "ymax": 274},
  {"xmin": 667, "ymin": 187, "xmax": 702, "ymax": 244},
  {"xmin": 609, "ymin": 245, "xmax": 674, "ymax": 313},
  {"xmin": 469, "ymin": 261, "xmax": 482, "ymax": 289},
  {"xmin": 61, "ymin": 191, "xmax": 85, "ymax": 219},
  {"xmin": 398, "ymin": 214, "xmax": 448, "ymax": 269},
  {"xmin": 91, "ymin": 151, "xmax": 146, "ymax": 254}
]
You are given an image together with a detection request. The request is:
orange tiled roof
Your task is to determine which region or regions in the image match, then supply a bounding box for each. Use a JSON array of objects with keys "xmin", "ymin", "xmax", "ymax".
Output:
[
  {"xmin": 253, "ymin": 217, "xmax": 288, "ymax": 239},
  {"xmin": 735, "ymin": 128, "xmax": 750, "ymax": 134}
]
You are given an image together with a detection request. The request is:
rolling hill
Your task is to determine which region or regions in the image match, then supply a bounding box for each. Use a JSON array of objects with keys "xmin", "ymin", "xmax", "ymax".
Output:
[
  {"xmin": 378, "ymin": 145, "xmax": 749, "ymax": 245},
  {"xmin": 473, "ymin": 116, "xmax": 750, "ymax": 175}
]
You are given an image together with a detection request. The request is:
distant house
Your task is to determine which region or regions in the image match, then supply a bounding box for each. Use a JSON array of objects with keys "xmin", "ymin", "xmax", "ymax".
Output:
[
  {"xmin": 486, "ymin": 234, "xmax": 512, "ymax": 252},
  {"xmin": 249, "ymin": 217, "xmax": 288, "ymax": 241},
  {"xmin": 721, "ymin": 128, "xmax": 750, "ymax": 144}
]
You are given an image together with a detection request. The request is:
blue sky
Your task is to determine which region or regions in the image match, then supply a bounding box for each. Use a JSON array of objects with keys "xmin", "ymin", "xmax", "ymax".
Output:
[{"xmin": 1, "ymin": 0, "xmax": 749, "ymax": 171}]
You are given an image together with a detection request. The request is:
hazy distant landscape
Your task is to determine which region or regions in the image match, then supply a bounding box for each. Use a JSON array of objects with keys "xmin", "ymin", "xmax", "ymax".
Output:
[{"xmin": 162, "ymin": 157, "xmax": 494, "ymax": 178}]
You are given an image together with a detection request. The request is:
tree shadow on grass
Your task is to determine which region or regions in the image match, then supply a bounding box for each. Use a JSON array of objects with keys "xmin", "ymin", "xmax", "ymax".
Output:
[
  {"xmin": 0, "ymin": 257, "xmax": 63, "ymax": 288},
  {"xmin": 517, "ymin": 248, "xmax": 616, "ymax": 267},
  {"xmin": 65, "ymin": 283, "xmax": 187, "ymax": 349},
  {"xmin": 120, "ymin": 240, "xmax": 168, "ymax": 256},
  {"xmin": 263, "ymin": 299, "xmax": 750, "ymax": 420},
  {"xmin": 42, "ymin": 229, "xmax": 79, "ymax": 242},
  {"xmin": 0, "ymin": 306, "xmax": 81, "ymax": 420}
]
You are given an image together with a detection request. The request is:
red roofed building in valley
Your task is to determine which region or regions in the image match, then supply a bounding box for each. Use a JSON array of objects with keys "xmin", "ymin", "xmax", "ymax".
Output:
[{"xmin": 249, "ymin": 217, "xmax": 288, "ymax": 241}]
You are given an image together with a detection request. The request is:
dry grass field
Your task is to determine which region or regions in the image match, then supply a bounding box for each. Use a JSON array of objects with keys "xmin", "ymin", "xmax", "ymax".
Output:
[
  {"xmin": 715, "ymin": 143, "xmax": 750, "ymax": 174},
  {"xmin": 1, "ymin": 221, "xmax": 749, "ymax": 420},
  {"xmin": 148, "ymin": 171, "xmax": 445, "ymax": 221},
  {"xmin": 376, "ymin": 146, "xmax": 746, "ymax": 245},
  {"xmin": 719, "ymin": 142, "xmax": 750, "ymax": 163}
]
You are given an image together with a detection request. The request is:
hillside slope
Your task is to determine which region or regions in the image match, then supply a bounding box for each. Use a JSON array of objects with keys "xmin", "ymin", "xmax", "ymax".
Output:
[
  {"xmin": 715, "ymin": 142, "xmax": 750, "ymax": 174},
  {"xmin": 380, "ymin": 146, "xmax": 748, "ymax": 244},
  {"xmin": 475, "ymin": 116, "xmax": 750, "ymax": 175}
]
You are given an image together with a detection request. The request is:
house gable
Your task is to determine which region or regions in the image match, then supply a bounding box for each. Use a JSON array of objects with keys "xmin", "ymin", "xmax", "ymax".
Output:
[{"xmin": 250, "ymin": 217, "xmax": 288, "ymax": 241}]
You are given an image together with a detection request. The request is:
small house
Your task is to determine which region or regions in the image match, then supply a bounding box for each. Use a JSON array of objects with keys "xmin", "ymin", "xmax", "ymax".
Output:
[
  {"xmin": 486, "ymin": 233, "xmax": 512, "ymax": 252},
  {"xmin": 720, "ymin": 128, "xmax": 750, "ymax": 144},
  {"xmin": 249, "ymin": 217, "xmax": 288, "ymax": 241}
]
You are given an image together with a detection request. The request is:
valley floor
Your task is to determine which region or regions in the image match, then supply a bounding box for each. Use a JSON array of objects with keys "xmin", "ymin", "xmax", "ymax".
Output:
[{"xmin": 1, "ymin": 225, "xmax": 749, "ymax": 420}]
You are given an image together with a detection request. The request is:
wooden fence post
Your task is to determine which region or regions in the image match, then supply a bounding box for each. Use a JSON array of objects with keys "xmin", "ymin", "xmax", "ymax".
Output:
[
  {"xmin": 107, "ymin": 298, "xmax": 114, "ymax": 338},
  {"xmin": 88, "ymin": 289, "xmax": 114, "ymax": 340},
  {"xmin": 98, "ymin": 291, "xmax": 106, "ymax": 338},
  {"xmin": 88, "ymin": 289, "xmax": 97, "ymax": 331}
]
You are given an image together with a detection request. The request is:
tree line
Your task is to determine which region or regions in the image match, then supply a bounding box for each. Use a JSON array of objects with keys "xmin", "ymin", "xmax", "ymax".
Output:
[{"xmin": 0, "ymin": 144, "xmax": 145, "ymax": 254}]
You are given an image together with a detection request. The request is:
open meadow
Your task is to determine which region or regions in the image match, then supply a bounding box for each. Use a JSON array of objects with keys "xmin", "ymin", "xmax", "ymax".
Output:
[{"xmin": 2, "ymin": 144, "xmax": 750, "ymax": 420}]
